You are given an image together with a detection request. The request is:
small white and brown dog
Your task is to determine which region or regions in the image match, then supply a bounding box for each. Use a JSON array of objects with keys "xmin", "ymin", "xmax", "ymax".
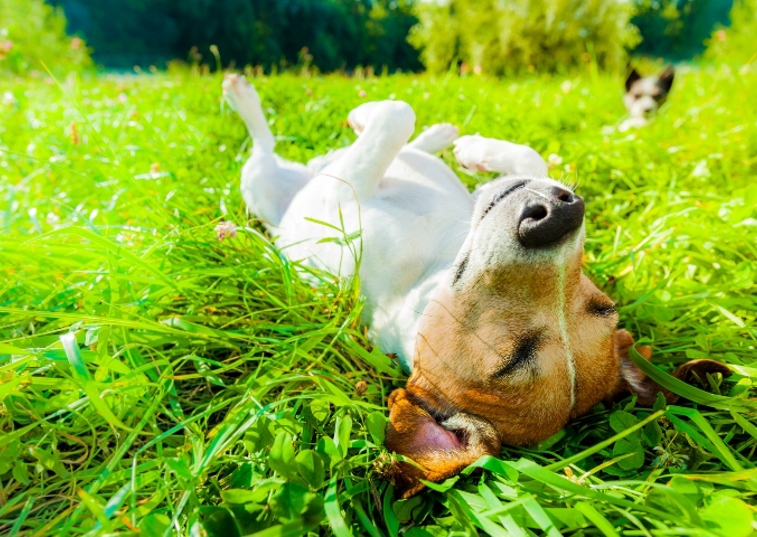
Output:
[
  {"xmin": 619, "ymin": 66, "xmax": 675, "ymax": 131},
  {"xmin": 222, "ymin": 74, "xmax": 727, "ymax": 496}
]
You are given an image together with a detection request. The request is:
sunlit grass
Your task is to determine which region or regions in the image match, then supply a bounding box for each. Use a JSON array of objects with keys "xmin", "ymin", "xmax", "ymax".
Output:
[{"xmin": 1, "ymin": 66, "xmax": 756, "ymax": 536}]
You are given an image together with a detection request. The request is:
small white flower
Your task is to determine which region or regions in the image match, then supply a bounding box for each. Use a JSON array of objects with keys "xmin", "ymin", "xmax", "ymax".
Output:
[
  {"xmin": 547, "ymin": 153, "xmax": 563, "ymax": 169},
  {"xmin": 2, "ymin": 91, "xmax": 15, "ymax": 106},
  {"xmin": 215, "ymin": 221, "xmax": 238, "ymax": 241},
  {"xmin": 692, "ymin": 160, "xmax": 710, "ymax": 178}
]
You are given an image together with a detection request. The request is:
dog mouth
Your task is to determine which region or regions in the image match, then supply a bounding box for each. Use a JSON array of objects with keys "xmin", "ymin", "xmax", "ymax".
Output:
[
  {"xmin": 451, "ymin": 428, "xmax": 469, "ymax": 448},
  {"xmin": 424, "ymin": 406, "xmax": 470, "ymax": 449}
]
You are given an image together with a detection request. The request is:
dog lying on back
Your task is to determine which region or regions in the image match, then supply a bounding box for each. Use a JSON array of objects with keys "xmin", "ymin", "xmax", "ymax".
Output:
[
  {"xmin": 619, "ymin": 66, "xmax": 675, "ymax": 131},
  {"xmin": 222, "ymin": 74, "xmax": 728, "ymax": 497}
]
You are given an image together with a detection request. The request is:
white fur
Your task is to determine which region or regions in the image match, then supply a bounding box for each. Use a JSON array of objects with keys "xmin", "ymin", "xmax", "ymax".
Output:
[
  {"xmin": 623, "ymin": 77, "xmax": 660, "ymax": 119},
  {"xmin": 222, "ymin": 74, "xmax": 557, "ymax": 371},
  {"xmin": 620, "ymin": 74, "xmax": 672, "ymax": 132}
]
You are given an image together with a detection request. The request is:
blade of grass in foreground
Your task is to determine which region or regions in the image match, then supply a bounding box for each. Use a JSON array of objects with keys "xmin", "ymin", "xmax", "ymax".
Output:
[{"xmin": 628, "ymin": 347, "xmax": 755, "ymax": 412}]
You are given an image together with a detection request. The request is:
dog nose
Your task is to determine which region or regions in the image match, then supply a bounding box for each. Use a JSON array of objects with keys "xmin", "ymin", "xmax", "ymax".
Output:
[{"xmin": 518, "ymin": 187, "xmax": 585, "ymax": 247}]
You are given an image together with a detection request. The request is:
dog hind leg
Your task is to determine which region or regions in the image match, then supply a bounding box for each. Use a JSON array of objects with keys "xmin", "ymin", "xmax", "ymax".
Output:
[{"xmin": 223, "ymin": 74, "xmax": 310, "ymax": 226}]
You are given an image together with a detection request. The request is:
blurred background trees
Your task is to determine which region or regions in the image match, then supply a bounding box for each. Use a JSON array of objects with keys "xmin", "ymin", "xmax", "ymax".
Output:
[
  {"xmin": 703, "ymin": 0, "xmax": 757, "ymax": 65},
  {"xmin": 47, "ymin": 0, "xmax": 421, "ymax": 72},
  {"xmin": 0, "ymin": 0, "xmax": 91, "ymax": 75},
  {"xmin": 632, "ymin": 0, "xmax": 732, "ymax": 61},
  {"xmin": 1, "ymin": 0, "xmax": 752, "ymax": 76},
  {"xmin": 411, "ymin": 0, "xmax": 741, "ymax": 74},
  {"xmin": 410, "ymin": 0, "xmax": 641, "ymax": 74}
]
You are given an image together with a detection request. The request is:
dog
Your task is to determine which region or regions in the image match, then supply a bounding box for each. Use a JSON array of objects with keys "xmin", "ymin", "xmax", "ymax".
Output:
[
  {"xmin": 222, "ymin": 74, "xmax": 728, "ymax": 497},
  {"xmin": 618, "ymin": 65, "xmax": 675, "ymax": 131}
]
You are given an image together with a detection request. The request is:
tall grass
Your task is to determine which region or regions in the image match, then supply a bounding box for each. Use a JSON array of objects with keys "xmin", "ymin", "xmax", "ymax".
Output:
[{"xmin": 1, "ymin": 66, "xmax": 756, "ymax": 536}]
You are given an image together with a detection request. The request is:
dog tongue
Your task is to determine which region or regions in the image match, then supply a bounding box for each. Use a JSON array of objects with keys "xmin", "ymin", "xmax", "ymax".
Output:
[{"xmin": 407, "ymin": 417, "xmax": 463, "ymax": 452}]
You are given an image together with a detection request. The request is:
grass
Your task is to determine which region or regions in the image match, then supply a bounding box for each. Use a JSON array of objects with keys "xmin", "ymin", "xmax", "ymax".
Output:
[{"xmin": 1, "ymin": 64, "xmax": 756, "ymax": 536}]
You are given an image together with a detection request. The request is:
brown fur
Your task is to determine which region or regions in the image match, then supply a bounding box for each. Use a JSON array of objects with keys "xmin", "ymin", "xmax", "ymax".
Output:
[
  {"xmin": 386, "ymin": 388, "xmax": 500, "ymax": 497},
  {"xmin": 385, "ymin": 248, "xmax": 730, "ymax": 497}
]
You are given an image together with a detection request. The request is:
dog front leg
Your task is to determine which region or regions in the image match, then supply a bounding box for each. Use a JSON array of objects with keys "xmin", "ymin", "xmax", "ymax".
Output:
[
  {"xmin": 408, "ymin": 123, "xmax": 459, "ymax": 153},
  {"xmin": 453, "ymin": 134, "xmax": 548, "ymax": 177}
]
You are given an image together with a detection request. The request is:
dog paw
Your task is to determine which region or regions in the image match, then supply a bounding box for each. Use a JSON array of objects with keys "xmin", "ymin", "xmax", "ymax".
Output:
[
  {"xmin": 618, "ymin": 117, "xmax": 648, "ymax": 132},
  {"xmin": 347, "ymin": 101, "xmax": 414, "ymax": 137},
  {"xmin": 413, "ymin": 123, "xmax": 460, "ymax": 151},
  {"xmin": 222, "ymin": 74, "xmax": 261, "ymax": 112},
  {"xmin": 347, "ymin": 102, "xmax": 377, "ymax": 135},
  {"xmin": 452, "ymin": 135, "xmax": 492, "ymax": 172}
]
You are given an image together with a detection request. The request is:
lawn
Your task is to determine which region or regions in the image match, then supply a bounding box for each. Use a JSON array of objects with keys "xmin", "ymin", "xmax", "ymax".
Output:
[{"xmin": 1, "ymin": 66, "xmax": 756, "ymax": 536}]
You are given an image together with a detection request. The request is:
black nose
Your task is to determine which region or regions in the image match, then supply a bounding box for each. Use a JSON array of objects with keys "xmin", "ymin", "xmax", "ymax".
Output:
[{"xmin": 518, "ymin": 187, "xmax": 585, "ymax": 248}]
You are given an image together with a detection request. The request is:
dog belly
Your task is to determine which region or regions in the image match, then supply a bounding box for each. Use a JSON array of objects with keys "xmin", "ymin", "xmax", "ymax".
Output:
[{"xmin": 276, "ymin": 152, "xmax": 472, "ymax": 366}]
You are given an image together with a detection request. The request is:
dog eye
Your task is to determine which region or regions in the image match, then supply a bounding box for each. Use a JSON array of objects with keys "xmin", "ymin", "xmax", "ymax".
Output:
[
  {"xmin": 493, "ymin": 334, "xmax": 540, "ymax": 378},
  {"xmin": 588, "ymin": 302, "xmax": 616, "ymax": 316}
]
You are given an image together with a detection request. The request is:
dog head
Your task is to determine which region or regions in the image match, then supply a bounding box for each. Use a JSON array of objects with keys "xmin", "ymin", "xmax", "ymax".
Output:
[
  {"xmin": 623, "ymin": 66, "xmax": 675, "ymax": 119},
  {"xmin": 385, "ymin": 177, "xmax": 729, "ymax": 497}
]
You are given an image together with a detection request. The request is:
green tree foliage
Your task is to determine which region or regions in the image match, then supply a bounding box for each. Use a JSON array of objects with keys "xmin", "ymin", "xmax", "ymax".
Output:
[
  {"xmin": 0, "ymin": 0, "xmax": 91, "ymax": 75},
  {"xmin": 704, "ymin": 0, "xmax": 757, "ymax": 65},
  {"xmin": 632, "ymin": 0, "xmax": 732, "ymax": 61},
  {"xmin": 50, "ymin": 0, "xmax": 421, "ymax": 72},
  {"xmin": 409, "ymin": 0, "xmax": 640, "ymax": 75}
]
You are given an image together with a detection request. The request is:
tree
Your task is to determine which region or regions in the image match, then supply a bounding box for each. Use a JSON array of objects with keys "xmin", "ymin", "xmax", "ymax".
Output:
[
  {"xmin": 632, "ymin": 0, "xmax": 733, "ymax": 61},
  {"xmin": 1, "ymin": 0, "xmax": 91, "ymax": 75},
  {"xmin": 48, "ymin": 0, "xmax": 421, "ymax": 72},
  {"xmin": 410, "ymin": 0, "xmax": 640, "ymax": 75},
  {"xmin": 704, "ymin": 0, "xmax": 757, "ymax": 65}
]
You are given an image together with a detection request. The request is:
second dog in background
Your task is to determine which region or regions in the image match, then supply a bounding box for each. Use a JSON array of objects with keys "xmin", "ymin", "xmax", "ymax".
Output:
[{"xmin": 619, "ymin": 65, "xmax": 675, "ymax": 131}]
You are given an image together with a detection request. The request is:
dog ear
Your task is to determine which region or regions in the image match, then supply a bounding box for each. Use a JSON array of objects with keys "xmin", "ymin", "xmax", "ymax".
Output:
[
  {"xmin": 625, "ymin": 68, "xmax": 642, "ymax": 92},
  {"xmin": 385, "ymin": 388, "xmax": 500, "ymax": 498},
  {"xmin": 658, "ymin": 65, "xmax": 675, "ymax": 93},
  {"xmin": 613, "ymin": 330, "xmax": 731, "ymax": 406}
]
